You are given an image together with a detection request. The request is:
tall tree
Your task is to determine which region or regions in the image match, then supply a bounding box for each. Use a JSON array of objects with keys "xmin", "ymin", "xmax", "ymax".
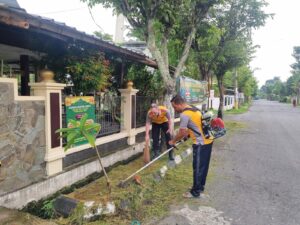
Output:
[
  {"xmin": 194, "ymin": 22, "xmax": 222, "ymax": 82},
  {"xmin": 286, "ymin": 73, "xmax": 300, "ymax": 96},
  {"xmin": 94, "ymin": 30, "xmax": 113, "ymax": 41},
  {"xmin": 224, "ymin": 65, "xmax": 259, "ymax": 101},
  {"xmin": 179, "ymin": 0, "xmax": 270, "ymax": 117},
  {"xmin": 260, "ymin": 77, "xmax": 285, "ymax": 101},
  {"xmin": 197, "ymin": 0, "xmax": 269, "ymax": 118},
  {"xmin": 288, "ymin": 46, "xmax": 300, "ymax": 96},
  {"xmin": 291, "ymin": 46, "xmax": 300, "ymax": 72},
  {"xmin": 82, "ymin": 0, "xmax": 220, "ymax": 105}
]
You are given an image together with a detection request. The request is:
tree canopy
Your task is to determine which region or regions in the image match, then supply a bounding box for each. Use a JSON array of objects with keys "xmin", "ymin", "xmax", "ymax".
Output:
[
  {"xmin": 82, "ymin": 0, "xmax": 270, "ymax": 117},
  {"xmin": 82, "ymin": 0, "xmax": 220, "ymax": 97},
  {"xmin": 260, "ymin": 46, "xmax": 300, "ymax": 102}
]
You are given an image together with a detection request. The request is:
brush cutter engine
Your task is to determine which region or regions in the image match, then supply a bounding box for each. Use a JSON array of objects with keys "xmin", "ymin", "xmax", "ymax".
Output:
[
  {"xmin": 202, "ymin": 111, "xmax": 226, "ymax": 139},
  {"xmin": 210, "ymin": 117, "xmax": 226, "ymax": 139}
]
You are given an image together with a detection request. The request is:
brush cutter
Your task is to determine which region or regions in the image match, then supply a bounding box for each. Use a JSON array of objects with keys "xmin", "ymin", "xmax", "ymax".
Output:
[{"xmin": 118, "ymin": 140, "xmax": 182, "ymax": 188}]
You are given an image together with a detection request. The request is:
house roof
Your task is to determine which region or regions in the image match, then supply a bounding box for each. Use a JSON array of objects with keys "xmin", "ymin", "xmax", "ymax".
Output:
[
  {"xmin": 0, "ymin": 0, "xmax": 21, "ymax": 9},
  {"xmin": 0, "ymin": 5, "xmax": 158, "ymax": 68}
]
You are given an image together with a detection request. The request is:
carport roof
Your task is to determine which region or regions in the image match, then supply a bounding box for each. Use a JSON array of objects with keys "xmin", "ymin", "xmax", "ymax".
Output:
[{"xmin": 0, "ymin": 0, "xmax": 21, "ymax": 9}]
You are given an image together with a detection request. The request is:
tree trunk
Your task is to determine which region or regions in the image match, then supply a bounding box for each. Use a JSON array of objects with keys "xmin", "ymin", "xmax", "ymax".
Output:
[
  {"xmin": 217, "ymin": 75, "xmax": 224, "ymax": 119},
  {"xmin": 173, "ymin": 26, "xmax": 196, "ymax": 79},
  {"xmin": 146, "ymin": 19, "xmax": 173, "ymax": 94},
  {"xmin": 95, "ymin": 145, "xmax": 111, "ymax": 194},
  {"xmin": 146, "ymin": 18, "xmax": 196, "ymax": 132},
  {"xmin": 147, "ymin": 18, "xmax": 184, "ymax": 127},
  {"xmin": 198, "ymin": 63, "xmax": 209, "ymax": 81}
]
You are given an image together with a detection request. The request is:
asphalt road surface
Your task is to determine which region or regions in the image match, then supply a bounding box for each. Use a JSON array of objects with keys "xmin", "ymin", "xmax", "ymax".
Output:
[
  {"xmin": 155, "ymin": 100, "xmax": 300, "ymax": 225},
  {"xmin": 210, "ymin": 100, "xmax": 300, "ymax": 225}
]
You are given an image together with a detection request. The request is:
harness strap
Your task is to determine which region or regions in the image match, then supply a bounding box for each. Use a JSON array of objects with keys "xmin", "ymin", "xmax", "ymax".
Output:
[{"xmin": 182, "ymin": 107, "xmax": 203, "ymax": 136}]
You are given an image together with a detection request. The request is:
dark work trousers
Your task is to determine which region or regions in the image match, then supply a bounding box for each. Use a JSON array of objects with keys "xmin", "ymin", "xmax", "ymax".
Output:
[
  {"xmin": 191, "ymin": 142, "xmax": 213, "ymax": 197},
  {"xmin": 151, "ymin": 122, "xmax": 173, "ymax": 160}
]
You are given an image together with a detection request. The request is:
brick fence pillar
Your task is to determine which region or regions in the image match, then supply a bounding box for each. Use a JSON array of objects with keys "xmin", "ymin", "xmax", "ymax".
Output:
[{"xmin": 30, "ymin": 81, "xmax": 66, "ymax": 176}]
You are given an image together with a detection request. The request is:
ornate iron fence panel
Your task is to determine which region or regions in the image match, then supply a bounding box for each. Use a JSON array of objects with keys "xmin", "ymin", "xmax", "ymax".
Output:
[
  {"xmin": 95, "ymin": 93, "xmax": 121, "ymax": 137},
  {"xmin": 61, "ymin": 93, "xmax": 121, "ymax": 145},
  {"xmin": 136, "ymin": 96, "xmax": 155, "ymax": 128}
]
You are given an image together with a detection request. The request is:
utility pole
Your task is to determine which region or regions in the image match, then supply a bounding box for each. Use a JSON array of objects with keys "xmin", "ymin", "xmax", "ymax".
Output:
[
  {"xmin": 114, "ymin": 14, "xmax": 125, "ymax": 44},
  {"xmin": 207, "ymin": 72, "xmax": 211, "ymax": 109},
  {"xmin": 234, "ymin": 68, "xmax": 239, "ymax": 109}
]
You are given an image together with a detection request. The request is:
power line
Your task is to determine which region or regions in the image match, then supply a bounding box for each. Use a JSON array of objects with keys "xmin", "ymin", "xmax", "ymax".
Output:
[
  {"xmin": 87, "ymin": 5, "xmax": 105, "ymax": 33},
  {"xmin": 35, "ymin": 5, "xmax": 106, "ymax": 33}
]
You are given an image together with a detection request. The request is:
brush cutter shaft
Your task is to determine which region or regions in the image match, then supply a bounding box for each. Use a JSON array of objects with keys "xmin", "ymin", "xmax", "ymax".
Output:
[{"xmin": 121, "ymin": 141, "xmax": 182, "ymax": 184}]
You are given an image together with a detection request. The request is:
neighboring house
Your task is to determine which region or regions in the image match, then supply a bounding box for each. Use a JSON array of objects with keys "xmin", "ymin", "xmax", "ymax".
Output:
[{"xmin": 122, "ymin": 41, "xmax": 152, "ymax": 58}]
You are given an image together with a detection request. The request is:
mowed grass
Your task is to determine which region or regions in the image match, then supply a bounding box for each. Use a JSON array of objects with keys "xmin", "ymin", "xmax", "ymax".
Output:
[{"xmin": 56, "ymin": 140, "xmax": 195, "ymax": 225}]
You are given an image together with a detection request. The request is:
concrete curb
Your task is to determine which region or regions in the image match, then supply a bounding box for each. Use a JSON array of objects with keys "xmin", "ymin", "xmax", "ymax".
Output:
[
  {"xmin": 53, "ymin": 196, "xmax": 116, "ymax": 220},
  {"xmin": 154, "ymin": 147, "xmax": 193, "ymax": 184}
]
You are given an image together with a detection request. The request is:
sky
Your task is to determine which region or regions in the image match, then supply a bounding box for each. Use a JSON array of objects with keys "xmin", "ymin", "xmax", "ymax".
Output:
[
  {"xmin": 17, "ymin": 0, "xmax": 300, "ymax": 87},
  {"xmin": 17, "ymin": 0, "xmax": 116, "ymax": 36},
  {"xmin": 250, "ymin": 0, "xmax": 300, "ymax": 86}
]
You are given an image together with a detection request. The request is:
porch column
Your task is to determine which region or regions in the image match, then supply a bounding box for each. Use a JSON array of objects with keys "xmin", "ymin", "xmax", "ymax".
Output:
[
  {"xmin": 119, "ymin": 84, "xmax": 139, "ymax": 145},
  {"xmin": 30, "ymin": 78, "xmax": 66, "ymax": 176},
  {"xmin": 20, "ymin": 55, "xmax": 30, "ymax": 96}
]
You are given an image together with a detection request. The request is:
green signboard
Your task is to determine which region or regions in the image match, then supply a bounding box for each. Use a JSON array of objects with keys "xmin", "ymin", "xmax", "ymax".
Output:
[
  {"xmin": 65, "ymin": 96, "xmax": 96, "ymax": 146},
  {"xmin": 176, "ymin": 76, "xmax": 208, "ymax": 103}
]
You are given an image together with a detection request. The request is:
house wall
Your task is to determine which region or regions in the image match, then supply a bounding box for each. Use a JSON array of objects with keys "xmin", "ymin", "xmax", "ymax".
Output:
[
  {"xmin": 0, "ymin": 79, "xmax": 46, "ymax": 196},
  {"xmin": 208, "ymin": 95, "xmax": 235, "ymax": 110},
  {"xmin": 208, "ymin": 97, "xmax": 220, "ymax": 110},
  {"xmin": 224, "ymin": 95, "xmax": 235, "ymax": 110}
]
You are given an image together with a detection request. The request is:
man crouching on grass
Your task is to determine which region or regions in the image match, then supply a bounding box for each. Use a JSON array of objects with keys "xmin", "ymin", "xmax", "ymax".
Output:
[{"xmin": 169, "ymin": 95, "xmax": 214, "ymax": 198}]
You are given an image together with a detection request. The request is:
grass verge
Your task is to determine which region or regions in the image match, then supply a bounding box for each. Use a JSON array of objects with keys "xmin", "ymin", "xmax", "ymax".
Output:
[
  {"xmin": 225, "ymin": 120, "xmax": 247, "ymax": 131},
  {"xmin": 224, "ymin": 102, "xmax": 250, "ymax": 115},
  {"xmin": 17, "ymin": 117, "xmax": 246, "ymax": 225},
  {"xmin": 54, "ymin": 120, "xmax": 245, "ymax": 225},
  {"xmin": 55, "ymin": 140, "xmax": 194, "ymax": 225}
]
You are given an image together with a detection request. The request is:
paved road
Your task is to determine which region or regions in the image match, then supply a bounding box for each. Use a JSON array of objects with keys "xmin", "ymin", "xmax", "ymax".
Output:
[
  {"xmin": 155, "ymin": 100, "xmax": 300, "ymax": 225},
  {"xmin": 210, "ymin": 100, "xmax": 300, "ymax": 225}
]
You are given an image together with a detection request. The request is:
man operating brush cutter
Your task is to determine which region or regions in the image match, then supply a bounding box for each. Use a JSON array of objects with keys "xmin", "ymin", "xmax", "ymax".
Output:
[{"xmin": 169, "ymin": 95, "xmax": 226, "ymax": 198}]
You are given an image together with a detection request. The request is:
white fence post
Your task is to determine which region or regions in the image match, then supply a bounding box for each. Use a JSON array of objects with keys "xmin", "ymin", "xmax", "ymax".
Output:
[{"xmin": 118, "ymin": 84, "xmax": 139, "ymax": 145}]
